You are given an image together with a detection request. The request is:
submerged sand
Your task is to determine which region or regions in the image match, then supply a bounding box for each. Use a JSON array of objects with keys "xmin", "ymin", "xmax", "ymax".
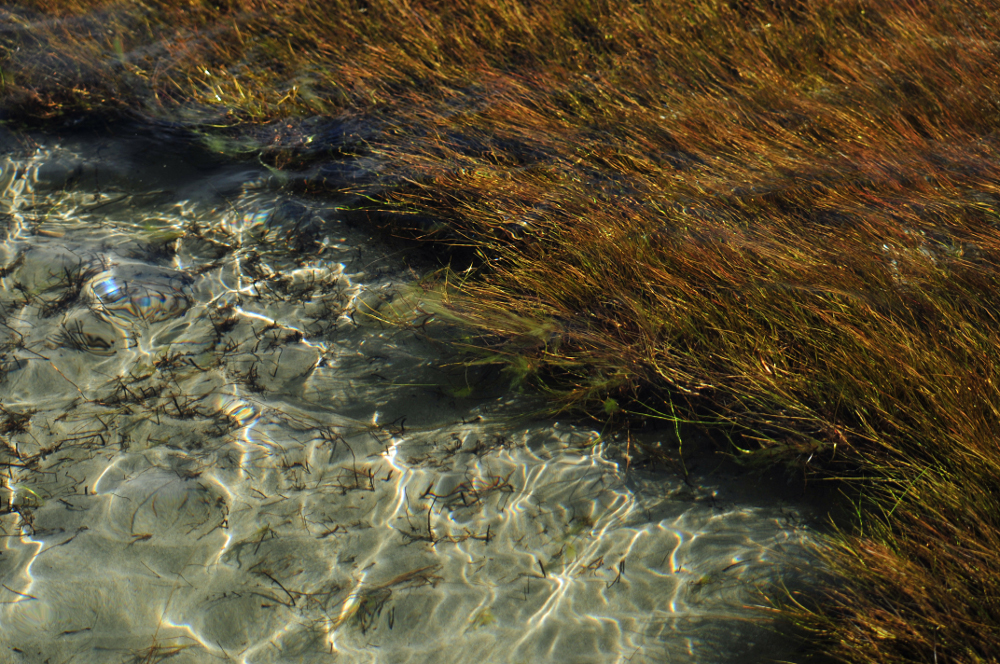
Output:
[{"xmin": 0, "ymin": 127, "xmax": 819, "ymax": 663}]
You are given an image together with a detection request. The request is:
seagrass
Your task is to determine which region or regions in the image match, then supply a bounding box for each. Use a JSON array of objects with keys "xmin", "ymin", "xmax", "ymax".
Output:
[{"xmin": 3, "ymin": 0, "xmax": 1000, "ymax": 660}]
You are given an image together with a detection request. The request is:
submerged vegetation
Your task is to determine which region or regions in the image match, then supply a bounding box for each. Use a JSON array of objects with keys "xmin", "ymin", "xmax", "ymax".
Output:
[{"xmin": 4, "ymin": 0, "xmax": 1000, "ymax": 660}]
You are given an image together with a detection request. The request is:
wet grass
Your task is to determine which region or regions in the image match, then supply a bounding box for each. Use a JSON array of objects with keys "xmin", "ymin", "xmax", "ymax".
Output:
[{"xmin": 4, "ymin": 0, "xmax": 1000, "ymax": 661}]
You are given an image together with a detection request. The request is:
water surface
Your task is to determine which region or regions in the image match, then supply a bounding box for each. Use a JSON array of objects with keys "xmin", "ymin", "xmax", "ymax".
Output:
[{"xmin": 0, "ymin": 126, "xmax": 820, "ymax": 664}]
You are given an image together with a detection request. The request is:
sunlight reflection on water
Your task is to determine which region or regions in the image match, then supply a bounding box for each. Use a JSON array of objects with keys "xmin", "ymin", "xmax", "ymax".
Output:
[{"xmin": 0, "ymin": 133, "xmax": 822, "ymax": 664}]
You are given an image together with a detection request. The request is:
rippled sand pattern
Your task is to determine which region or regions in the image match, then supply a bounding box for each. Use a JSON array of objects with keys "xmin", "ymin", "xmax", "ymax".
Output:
[{"xmin": 0, "ymin": 132, "xmax": 818, "ymax": 664}]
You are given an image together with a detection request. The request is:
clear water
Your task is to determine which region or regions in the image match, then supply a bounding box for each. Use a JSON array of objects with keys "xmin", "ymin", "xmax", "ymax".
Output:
[{"xmin": 0, "ymin": 127, "xmax": 820, "ymax": 664}]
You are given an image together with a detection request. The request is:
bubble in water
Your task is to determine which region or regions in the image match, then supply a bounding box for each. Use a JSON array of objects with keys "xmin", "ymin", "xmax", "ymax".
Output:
[
  {"xmin": 223, "ymin": 398, "xmax": 259, "ymax": 428},
  {"xmin": 91, "ymin": 274, "xmax": 189, "ymax": 323}
]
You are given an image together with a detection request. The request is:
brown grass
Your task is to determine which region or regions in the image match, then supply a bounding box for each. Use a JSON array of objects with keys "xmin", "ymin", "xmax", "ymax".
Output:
[{"xmin": 4, "ymin": 1, "xmax": 1000, "ymax": 661}]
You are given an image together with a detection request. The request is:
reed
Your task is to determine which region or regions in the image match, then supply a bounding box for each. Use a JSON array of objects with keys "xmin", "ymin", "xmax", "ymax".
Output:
[{"xmin": 4, "ymin": 0, "xmax": 1000, "ymax": 661}]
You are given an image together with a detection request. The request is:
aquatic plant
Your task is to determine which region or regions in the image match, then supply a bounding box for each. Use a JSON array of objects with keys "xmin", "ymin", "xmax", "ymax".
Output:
[{"xmin": 4, "ymin": 0, "xmax": 1000, "ymax": 661}]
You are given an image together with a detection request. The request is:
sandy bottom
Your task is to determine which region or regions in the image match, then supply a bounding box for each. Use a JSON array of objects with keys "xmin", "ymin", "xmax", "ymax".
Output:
[{"xmin": 0, "ymin": 128, "xmax": 820, "ymax": 663}]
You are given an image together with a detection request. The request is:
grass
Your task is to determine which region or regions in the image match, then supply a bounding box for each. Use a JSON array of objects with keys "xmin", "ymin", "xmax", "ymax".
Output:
[{"xmin": 4, "ymin": 0, "xmax": 1000, "ymax": 661}]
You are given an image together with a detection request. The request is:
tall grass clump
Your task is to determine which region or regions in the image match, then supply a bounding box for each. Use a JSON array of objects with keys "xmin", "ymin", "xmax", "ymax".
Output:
[{"xmin": 4, "ymin": 0, "xmax": 1000, "ymax": 661}]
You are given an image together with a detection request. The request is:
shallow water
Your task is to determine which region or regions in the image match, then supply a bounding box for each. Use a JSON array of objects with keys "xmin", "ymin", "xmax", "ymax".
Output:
[{"xmin": 0, "ymin": 126, "xmax": 820, "ymax": 664}]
